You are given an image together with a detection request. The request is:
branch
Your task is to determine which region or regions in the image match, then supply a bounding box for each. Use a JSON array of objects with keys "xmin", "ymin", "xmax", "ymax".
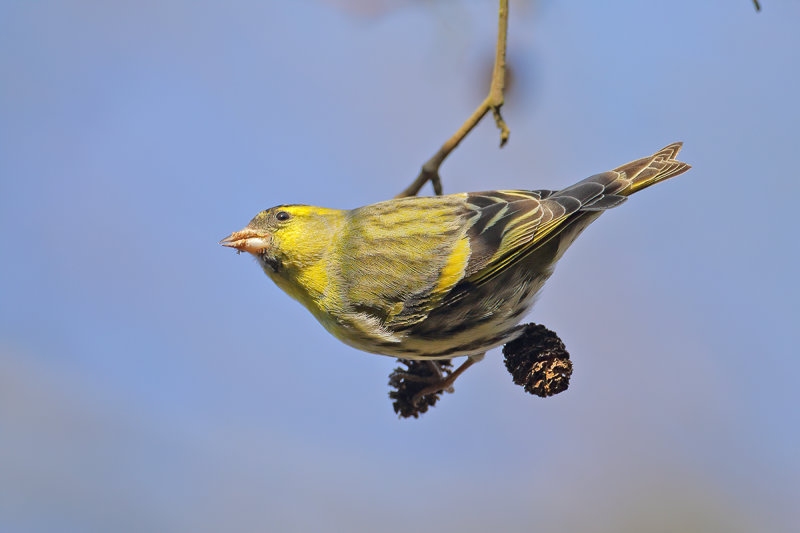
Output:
[
  {"xmin": 753, "ymin": 0, "xmax": 761, "ymax": 11},
  {"xmin": 396, "ymin": 0, "xmax": 510, "ymax": 198}
]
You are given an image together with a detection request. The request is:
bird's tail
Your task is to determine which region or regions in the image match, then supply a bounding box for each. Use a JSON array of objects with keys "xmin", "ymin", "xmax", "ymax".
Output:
[
  {"xmin": 613, "ymin": 142, "xmax": 691, "ymax": 197},
  {"xmin": 543, "ymin": 142, "xmax": 691, "ymax": 214}
]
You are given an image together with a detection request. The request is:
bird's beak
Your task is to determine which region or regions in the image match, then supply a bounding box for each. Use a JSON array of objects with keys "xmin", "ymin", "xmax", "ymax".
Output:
[{"xmin": 219, "ymin": 228, "xmax": 271, "ymax": 254}]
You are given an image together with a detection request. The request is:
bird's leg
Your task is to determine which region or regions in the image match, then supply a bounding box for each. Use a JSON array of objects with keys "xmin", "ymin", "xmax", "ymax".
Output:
[
  {"xmin": 412, "ymin": 353, "xmax": 484, "ymax": 406},
  {"xmin": 425, "ymin": 360, "xmax": 445, "ymax": 381},
  {"xmin": 392, "ymin": 360, "xmax": 445, "ymax": 383}
]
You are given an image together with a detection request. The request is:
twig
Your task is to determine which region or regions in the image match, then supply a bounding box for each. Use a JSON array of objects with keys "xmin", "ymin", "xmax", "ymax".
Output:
[
  {"xmin": 396, "ymin": 0, "xmax": 510, "ymax": 198},
  {"xmin": 753, "ymin": 0, "xmax": 761, "ymax": 11}
]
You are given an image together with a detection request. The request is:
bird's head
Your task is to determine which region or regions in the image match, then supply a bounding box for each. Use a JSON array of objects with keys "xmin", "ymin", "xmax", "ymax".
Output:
[{"xmin": 220, "ymin": 205, "xmax": 343, "ymax": 276}]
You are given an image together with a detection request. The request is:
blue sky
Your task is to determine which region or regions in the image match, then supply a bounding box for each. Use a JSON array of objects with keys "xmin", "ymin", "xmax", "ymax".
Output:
[{"xmin": 1, "ymin": 1, "xmax": 798, "ymax": 532}]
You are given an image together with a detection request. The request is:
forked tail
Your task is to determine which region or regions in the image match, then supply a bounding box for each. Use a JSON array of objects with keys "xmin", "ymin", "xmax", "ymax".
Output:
[
  {"xmin": 613, "ymin": 142, "xmax": 691, "ymax": 196},
  {"xmin": 544, "ymin": 142, "xmax": 691, "ymax": 214}
]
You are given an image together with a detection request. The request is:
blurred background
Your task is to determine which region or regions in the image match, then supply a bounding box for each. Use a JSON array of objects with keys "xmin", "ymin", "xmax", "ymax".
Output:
[{"xmin": 1, "ymin": 1, "xmax": 798, "ymax": 531}]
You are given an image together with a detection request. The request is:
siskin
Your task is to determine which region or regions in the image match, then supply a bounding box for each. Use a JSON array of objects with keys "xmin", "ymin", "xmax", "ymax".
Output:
[{"xmin": 221, "ymin": 143, "xmax": 690, "ymax": 396}]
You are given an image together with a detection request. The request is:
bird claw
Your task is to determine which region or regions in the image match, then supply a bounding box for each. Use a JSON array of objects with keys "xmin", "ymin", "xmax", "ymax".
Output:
[{"xmin": 391, "ymin": 372, "xmax": 438, "ymax": 384}]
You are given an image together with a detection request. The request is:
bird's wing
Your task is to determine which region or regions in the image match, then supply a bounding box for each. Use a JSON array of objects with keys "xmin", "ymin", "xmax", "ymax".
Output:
[{"xmin": 460, "ymin": 180, "xmax": 622, "ymax": 286}]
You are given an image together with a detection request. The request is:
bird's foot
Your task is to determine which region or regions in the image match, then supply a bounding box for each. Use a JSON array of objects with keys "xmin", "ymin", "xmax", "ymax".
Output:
[
  {"xmin": 388, "ymin": 359, "xmax": 452, "ymax": 418},
  {"xmin": 390, "ymin": 360, "xmax": 446, "ymax": 383},
  {"xmin": 388, "ymin": 356, "xmax": 482, "ymax": 418},
  {"xmin": 410, "ymin": 357, "xmax": 478, "ymax": 405}
]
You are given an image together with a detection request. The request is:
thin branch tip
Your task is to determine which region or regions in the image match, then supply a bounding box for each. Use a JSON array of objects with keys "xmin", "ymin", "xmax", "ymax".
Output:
[
  {"xmin": 493, "ymin": 107, "xmax": 510, "ymax": 147},
  {"xmin": 399, "ymin": 0, "xmax": 510, "ymax": 197}
]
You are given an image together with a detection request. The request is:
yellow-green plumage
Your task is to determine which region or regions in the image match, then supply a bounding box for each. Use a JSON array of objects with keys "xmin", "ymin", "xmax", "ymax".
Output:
[{"xmin": 223, "ymin": 143, "xmax": 690, "ymax": 360}]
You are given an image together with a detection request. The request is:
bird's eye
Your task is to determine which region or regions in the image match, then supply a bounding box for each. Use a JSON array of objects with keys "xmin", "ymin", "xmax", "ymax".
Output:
[{"xmin": 275, "ymin": 211, "xmax": 290, "ymax": 222}]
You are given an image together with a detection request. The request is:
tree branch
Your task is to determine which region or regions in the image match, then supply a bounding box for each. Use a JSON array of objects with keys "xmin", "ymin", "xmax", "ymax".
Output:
[{"xmin": 396, "ymin": 0, "xmax": 510, "ymax": 198}]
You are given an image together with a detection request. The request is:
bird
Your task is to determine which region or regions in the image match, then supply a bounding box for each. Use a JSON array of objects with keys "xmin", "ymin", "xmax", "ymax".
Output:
[{"xmin": 220, "ymin": 143, "xmax": 690, "ymax": 401}]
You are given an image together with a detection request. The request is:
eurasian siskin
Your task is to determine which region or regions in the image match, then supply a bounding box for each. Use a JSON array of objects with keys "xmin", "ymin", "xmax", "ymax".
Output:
[{"xmin": 221, "ymin": 143, "xmax": 690, "ymax": 394}]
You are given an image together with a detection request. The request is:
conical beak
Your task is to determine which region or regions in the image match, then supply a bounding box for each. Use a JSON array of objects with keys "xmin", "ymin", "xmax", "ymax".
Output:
[{"xmin": 219, "ymin": 228, "xmax": 271, "ymax": 254}]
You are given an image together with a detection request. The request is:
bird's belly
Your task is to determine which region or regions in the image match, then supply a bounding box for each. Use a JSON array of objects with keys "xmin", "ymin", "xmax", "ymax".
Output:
[{"xmin": 353, "ymin": 265, "xmax": 553, "ymax": 360}]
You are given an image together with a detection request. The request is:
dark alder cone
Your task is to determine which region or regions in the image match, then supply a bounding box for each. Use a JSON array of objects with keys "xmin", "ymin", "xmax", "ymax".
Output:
[
  {"xmin": 503, "ymin": 323, "xmax": 573, "ymax": 397},
  {"xmin": 388, "ymin": 359, "xmax": 453, "ymax": 419}
]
